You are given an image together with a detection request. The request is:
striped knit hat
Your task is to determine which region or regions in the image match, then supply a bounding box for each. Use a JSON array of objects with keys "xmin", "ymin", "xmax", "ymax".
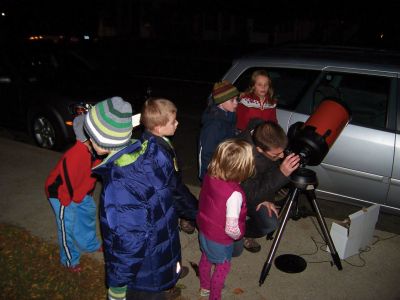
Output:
[
  {"xmin": 212, "ymin": 80, "xmax": 239, "ymax": 105},
  {"xmin": 84, "ymin": 96, "xmax": 133, "ymax": 150}
]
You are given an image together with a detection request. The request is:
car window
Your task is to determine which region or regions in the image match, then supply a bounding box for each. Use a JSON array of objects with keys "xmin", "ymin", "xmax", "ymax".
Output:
[
  {"xmin": 313, "ymin": 72, "xmax": 391, "ymax": 129},
  {"xmin": 233, "ymin": 67, "xmax": 319, "ymax": 110}
]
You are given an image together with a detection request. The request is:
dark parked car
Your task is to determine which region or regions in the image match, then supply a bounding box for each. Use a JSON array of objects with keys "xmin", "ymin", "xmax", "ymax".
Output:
[{"xmin": 0, "ymin": 40, "xmax": 149, "ymax": 150}]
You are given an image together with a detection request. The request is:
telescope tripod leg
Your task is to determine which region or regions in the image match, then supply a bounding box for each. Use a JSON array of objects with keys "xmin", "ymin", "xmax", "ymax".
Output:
[
  {"xmin": 305, "ymin": 190, "xmax": 343, "ymax": 270},
  {"xmin": 259, "ymin": 187, "xmax": 301, "ymax": 286}
]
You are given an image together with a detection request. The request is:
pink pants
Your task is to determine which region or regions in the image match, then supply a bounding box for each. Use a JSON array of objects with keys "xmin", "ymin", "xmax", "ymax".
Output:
[{"xmin": 199, "ymin": 252, "xmax": 231, "ymax": 300}]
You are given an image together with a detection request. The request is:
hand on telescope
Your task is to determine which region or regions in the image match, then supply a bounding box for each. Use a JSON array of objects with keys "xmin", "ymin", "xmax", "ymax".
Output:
[
  {"xmin": 280, "ymin": 153, "xmax": 300, "ymax": 177},
  {"xmin": 256, "ymin": 201, "xmax": 279, "ymax": 217}
]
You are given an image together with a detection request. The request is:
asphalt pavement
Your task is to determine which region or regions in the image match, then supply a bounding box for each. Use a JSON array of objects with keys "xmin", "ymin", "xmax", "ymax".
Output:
[{"xmin": 1, "ymin": 130, "xmax": 400, "ymax": 299}]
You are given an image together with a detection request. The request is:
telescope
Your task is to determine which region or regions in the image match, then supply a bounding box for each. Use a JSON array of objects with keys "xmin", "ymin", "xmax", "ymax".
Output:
[{"xmin": 259, "ymin": 98, "xmax": 351, "ymax": 286}]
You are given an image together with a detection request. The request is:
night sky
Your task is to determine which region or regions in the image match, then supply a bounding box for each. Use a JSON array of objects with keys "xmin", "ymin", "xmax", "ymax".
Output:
[{"xmin": 1, "ymin": 0, "xmax": 399, "ymax": 50}]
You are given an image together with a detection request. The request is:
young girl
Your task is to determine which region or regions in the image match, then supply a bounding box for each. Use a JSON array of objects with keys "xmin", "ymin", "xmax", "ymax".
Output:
[
  {"xmin": 196, "ymin": 139, "xmax": 255, "ymax": 299},
  {"xmin": 236, "ymin": 69, "xmax": 278, "ymax": 131}
]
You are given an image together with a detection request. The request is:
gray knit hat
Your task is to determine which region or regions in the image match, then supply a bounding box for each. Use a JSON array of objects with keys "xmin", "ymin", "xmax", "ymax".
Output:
[
  {"xmin": 84, "ymin": 96, "xmax": 133, "ymax": 149},
  {"xmin": 72, "ymin": 114, "xmax": 87, "ymax": 142}
]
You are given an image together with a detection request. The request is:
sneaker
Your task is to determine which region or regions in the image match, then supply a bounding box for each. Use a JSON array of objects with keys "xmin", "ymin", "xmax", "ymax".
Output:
[
  {"xmin": 199, "ymin": 288, "xmax": 210, "ymax": 297},
  {"xmin": 179, "ymin": 266, "xmax": 189, "ymax": 279},
  {"xmin": 67, "ymin": 264, "xmax": 82, "ymax": 273},
  {"xmin": 243, "ymin": 237, "xmax": 261, "ymax": 253},
  {"xmin": 199, "ymin": 287, "xmax": 226, "ymax": 297}
]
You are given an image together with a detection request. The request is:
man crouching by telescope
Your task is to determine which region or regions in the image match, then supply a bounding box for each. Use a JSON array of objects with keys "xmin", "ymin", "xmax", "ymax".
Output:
[{"xmin": 238, "ymin": 118, "xmax": 300, "ymax": 253}]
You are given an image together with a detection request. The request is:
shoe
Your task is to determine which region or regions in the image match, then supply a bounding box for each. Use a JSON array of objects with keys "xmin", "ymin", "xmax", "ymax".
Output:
[
  {"xmin": 243, "ymin": 238, "xmax": 261, "ymax": 253},
  {"xmin": 199, "ymin": 288, "xmax": 210, "ymax": 297},
  {"xmin": 67, "ymin": 264, "xmax": 82, "ymax": 273},
  {"xmin": 179, "ymin": 266, "xmax": 189, "ymax": 279},
  {"xmin": 179, "ymin": 219, "xmax": 196, "ymax": 234},
  {"xmin": 199, "ymin": 287, "xmax": 226, "ymax": 297},
  {"xmin": 165, "ymin": 286, "xmax": 181, "ymax": 299}
]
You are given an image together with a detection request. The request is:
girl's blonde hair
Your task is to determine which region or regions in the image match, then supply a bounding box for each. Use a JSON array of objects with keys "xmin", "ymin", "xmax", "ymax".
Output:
[
  {"xmin": 208, "ymin": 139, "xmax": 255, "ymax": 182},
  {"xmin": 140, "ymin": 98, "xmax": 177, "ymax": 130},
  {"xmin": 247, "ymin": 69, "xmax": 275, "ymax": 104}
]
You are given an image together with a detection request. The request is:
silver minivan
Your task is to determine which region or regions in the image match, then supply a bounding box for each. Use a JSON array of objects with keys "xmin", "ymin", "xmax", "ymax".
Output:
[{"xmin": 221, "ymin": 45, "xmax": 400, "ymax": 213}]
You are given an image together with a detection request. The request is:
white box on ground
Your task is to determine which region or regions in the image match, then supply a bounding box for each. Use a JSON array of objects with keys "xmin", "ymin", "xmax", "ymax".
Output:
[{"xmin": 328, "ymin": 204, "xmax": 380, "ymax": 259}]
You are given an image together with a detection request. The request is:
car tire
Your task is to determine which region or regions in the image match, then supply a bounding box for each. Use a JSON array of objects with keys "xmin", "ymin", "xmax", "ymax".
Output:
[{"xmin": 31, "ymin": 114, "xmax": 65, "ymax": 151}]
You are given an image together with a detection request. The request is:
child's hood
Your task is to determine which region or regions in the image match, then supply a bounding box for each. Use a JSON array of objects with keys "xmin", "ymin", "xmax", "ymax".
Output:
[{"xmin": 92, "ymin": 139, "xmax": 142, "ymax": 175}]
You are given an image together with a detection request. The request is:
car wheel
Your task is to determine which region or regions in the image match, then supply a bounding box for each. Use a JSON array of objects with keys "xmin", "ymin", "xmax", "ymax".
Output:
[{"xmin": 31, "ymin": 115, "xmax": 64, "ymax": 150}]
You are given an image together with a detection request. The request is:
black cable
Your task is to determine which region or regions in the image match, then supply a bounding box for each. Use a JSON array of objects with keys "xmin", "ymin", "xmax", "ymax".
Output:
[
  {"xmin": 298, "ymin": 216, "xmax": 400, "ymax": 268},
  {"xmin": 372, "ymin": 233, "xmax": 399, "ymax": 245}
]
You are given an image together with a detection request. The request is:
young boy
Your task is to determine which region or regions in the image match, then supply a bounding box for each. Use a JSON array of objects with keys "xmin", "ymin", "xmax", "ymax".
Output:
[
  {"xmin": 45, "ymin": 114, "xmax": 101, "ymax": 272},
  {"xmin": 84, "ymin": 96, "xmax": 182, "ymax": 299},
  {"xmin": 198, "ymin": 80, "xmax": 240, "ymax": 182},
  {"xmin": 140, "ymin": 98, "xmax": 198, "ymax": 234}
]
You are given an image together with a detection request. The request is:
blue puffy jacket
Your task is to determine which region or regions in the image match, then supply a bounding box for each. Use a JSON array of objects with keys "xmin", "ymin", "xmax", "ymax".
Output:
[
  {"xmin": 93, "ymin": 138, "xmax": 181, "ymax": 292},
  {"xmin": 141, "ymin": 130, "xmax": 198, "ymax": 221}
]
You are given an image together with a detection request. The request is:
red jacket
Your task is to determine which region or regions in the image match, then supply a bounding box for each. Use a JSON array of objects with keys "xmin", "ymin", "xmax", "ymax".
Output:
[
  {"xmin": 45, "ymin": 141, "xmax": 101, "ymax": 206},
  {"xmin": 236, "ymin": 92, "xmax": 277, "ymax": 131}
]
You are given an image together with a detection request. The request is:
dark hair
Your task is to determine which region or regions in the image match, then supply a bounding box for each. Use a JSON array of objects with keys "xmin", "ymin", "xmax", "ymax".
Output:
[{"xmin": 252, "ymin": 121, "xmax": 288, "ymax": 151}]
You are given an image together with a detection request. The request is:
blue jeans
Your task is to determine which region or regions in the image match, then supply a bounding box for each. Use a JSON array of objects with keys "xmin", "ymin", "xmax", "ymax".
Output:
[
  {"xmin": 245, "ymin": 205, "xmax": 279, "ymax": 238},
  {"xmin": 49, "ymin": 195, "xmax": 100, "ymax": 267}
]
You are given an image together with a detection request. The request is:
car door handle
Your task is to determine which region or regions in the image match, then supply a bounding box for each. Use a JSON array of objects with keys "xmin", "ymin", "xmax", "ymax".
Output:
[{"xmin": 320, "ymin": 163, "xmax": 388, "ymax": 182}]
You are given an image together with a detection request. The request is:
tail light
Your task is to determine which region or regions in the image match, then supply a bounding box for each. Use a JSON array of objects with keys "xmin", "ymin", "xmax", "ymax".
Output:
[{"xmin": 66, "ymin": 103, "xmax": 93, "ymax": 126}]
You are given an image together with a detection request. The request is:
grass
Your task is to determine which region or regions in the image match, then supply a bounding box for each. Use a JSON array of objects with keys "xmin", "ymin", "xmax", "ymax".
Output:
[{"xmin": 0, "ymin": 223, "xmax": 106, "ymax": 300}]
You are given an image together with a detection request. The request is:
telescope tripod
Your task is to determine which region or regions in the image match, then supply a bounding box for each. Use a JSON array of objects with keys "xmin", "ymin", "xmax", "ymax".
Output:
[{"xmin": 259, "ymin": 167, "xmax": 343, "ymax": 286}]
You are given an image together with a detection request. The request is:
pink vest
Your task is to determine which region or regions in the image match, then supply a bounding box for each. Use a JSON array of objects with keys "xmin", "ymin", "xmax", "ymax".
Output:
[{"xmin": 197, "ymin": 175, "xmax": 247, "ymax": 245}]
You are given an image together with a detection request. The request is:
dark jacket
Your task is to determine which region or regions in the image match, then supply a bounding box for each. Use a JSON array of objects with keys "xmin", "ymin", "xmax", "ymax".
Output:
[
  {"xmin": 198, "ymin": 105, "xmax": 237, "ymax": 181},
  {"xmin": 238, "ymin": 124, "xmax": 289, "ymax": 216},
  {"xmin": 142, "ymin": 130, "xmax": 198, "ymax": 221},
  {"xmin": 92, "ymin": 139, "xmax": 181, "ymax": 292}
]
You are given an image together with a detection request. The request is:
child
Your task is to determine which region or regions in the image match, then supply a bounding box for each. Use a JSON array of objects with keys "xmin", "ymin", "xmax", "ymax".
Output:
[
  {"xmin": 198, "ymin": 80, "xmax": 240, "ymax": 182},
  {"xmin": 45, "ymin": 114, "xmax": 101, "ymax": 272},
  {"xmin": 140, "ymin": 97, "xmax": 198, "ymax": 234},
  {"xmin": 84, "ymin": 96, "xmax": 182, "ymax": 299},
  {"xmin": 236, "ymin": 69, "xmax": 278, "ymax": 131},
  {"xmin": 196, "ymin": 139, "xmax": 255, "ymax": 300}
]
